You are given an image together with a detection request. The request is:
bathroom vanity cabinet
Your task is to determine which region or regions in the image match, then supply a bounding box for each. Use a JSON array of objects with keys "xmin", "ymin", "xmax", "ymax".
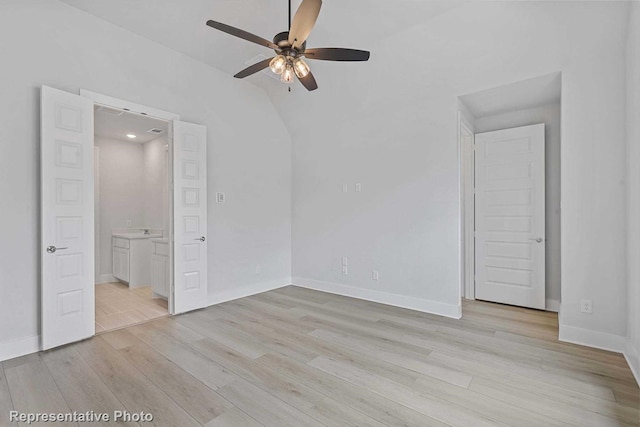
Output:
[
  {"xmin": 150, "ymin": 239, "xmax": 170, "ymax": 298},
  {"xmin": 112, "ymin": 236, "xmax": 151, "ymax": 287}
]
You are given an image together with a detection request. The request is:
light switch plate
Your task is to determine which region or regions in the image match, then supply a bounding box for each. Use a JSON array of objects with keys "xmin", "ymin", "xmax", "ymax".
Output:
[{"xmin": 216, "ymin": 192, "xmax": 225, "ymax": 203}]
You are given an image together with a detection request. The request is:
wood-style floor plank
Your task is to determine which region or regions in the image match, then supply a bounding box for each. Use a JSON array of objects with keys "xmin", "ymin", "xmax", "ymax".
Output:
[
  {"xmin": 0, "ymin": 362, "xmax": 17, "ymax": 427},
  {"xmin": 217, "ymin": 379, "xmax": 325, "ymax": 427},
  {"xmin": 256, "ymin": 352, "xmax": 448, "ymax": 427},
  {"xmin": 75, "ymin": 336, "xmax": 200, "ymax": 427},
  {"xmin": 204, "ymin": 407, "xmax": 263, "ymax": 427},
  {"xmin": 3, "ymin": 286, "xmax": 638, "ymax": 427},
  {"xmin": 119, "ymin": 342, "xmax": 233, "ymax": 424},
  {"xmin": 125, "ymin": 321, "xmax": 239, "ymax": 390},
  {"xmin": 40, "ymin": 346, "xmax": 138, "ymax": 427},
  {"xmin": 3, "ymin": 354, "xmax": 77, "ymax": 427}
]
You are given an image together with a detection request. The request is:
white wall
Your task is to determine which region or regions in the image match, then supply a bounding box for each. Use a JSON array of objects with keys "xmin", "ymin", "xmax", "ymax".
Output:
[
  {"xmin": 143, "ymin": 137, "xmax": 169, "ymax": 233},
  {"xmin": 474, "ymin": 103, "xmax": 561, "ymax": 311},
  {"xmin": 626, "ymin": 0, "xmax": 640, "ymax": 383},
  {"xmin": 95, "ymin": 137, "xmax": 146, "ymax": 281},
  {"xmin": 287, "ymin": 2, "xmax": 629, "ymax": 336},
  {"xmin": 0, "ymin": 0, "xmax": 291, "ymax": 355}
]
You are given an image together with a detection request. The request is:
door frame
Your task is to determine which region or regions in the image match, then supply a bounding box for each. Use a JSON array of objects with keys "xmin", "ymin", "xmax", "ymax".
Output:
[
  {"xmin": 458, "ymin": 112, "xmax": 475, "ymax": 301},
  {"xmin": 81, "ymin": 89, "xmax": 180, "ymax": 315}
]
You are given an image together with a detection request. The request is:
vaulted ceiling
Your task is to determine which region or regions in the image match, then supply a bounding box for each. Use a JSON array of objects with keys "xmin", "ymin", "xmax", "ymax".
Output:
[{"xmin": 60, "ymin": 0, "xmax": 466, "ymax": 109}]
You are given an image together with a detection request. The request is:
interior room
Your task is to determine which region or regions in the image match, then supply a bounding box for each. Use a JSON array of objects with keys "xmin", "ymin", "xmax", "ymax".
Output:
[
  {"xmin": 94, "ymin": 106, "xmax": 170, "ymax": 332},
  {"xmin": 0, "ymin": 0, "xmax": 638, "ymax": 425}
]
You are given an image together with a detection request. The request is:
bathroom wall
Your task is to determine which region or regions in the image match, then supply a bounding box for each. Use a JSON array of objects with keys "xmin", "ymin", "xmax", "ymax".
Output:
[
  {"xmin": 143, "ymin": 137, "xmax": 169, "ymax": 234},
  {"xmin": 95, "ymin": 136, "xmax": 168, "ymax": 283},
  {"xmin": 94, "ymin": 137, "xmax": 145, "ymax": 283}
]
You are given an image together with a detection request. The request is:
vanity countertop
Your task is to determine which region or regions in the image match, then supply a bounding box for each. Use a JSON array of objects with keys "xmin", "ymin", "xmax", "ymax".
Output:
[
  {"xmin": 112, "ymin": 232, "xmax": 162, "ymax": 240},
  {"xmin": 150, "ymin": 238, "xmax": 169, "ymax": 243}
]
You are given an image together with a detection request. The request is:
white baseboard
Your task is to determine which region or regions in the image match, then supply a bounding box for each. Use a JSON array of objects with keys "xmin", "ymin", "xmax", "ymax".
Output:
[
  {"xmin": 558, "ymin": 323, "xmax": 626, "ymax": 353},
  {"xmin": 96, "ymin": 274, "xmax": 116, "ymax": 284},
  {"xmin": 0, "ymin": 335, "xmax": 40, "ymax": 362},
  {"xmin": 545, "ymin": 298, "xmax": 559, "ymax": 312},
  {"xmin": 293, "ymin": 277, "xmax": 462, "ymax": 319},
  {"xmin": 207, "ymin": 278, "xmax": 290, "ymax": 307},
  {"xmin": 624, "ymin": 340, "xmax": 640, "ymax": 386}
]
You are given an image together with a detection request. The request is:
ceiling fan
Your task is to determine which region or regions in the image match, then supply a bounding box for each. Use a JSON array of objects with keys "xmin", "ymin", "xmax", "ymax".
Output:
[{"xmin": 206, "ymin": 0, "xmax": 370, "ymax": 91}]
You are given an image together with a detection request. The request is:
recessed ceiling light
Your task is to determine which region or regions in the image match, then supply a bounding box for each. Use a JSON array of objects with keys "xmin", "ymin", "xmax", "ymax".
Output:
[{"xmin": 126, "ymin": 134, "xmax": 137, "ymax": 139}]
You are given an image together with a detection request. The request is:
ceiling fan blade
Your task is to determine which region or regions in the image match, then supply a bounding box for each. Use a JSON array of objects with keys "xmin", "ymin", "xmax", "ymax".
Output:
[
  {"xmin": 288, "ymin": 0, "xmax": 322, "ymax": 49},
  {"xmin": 304, "ymin": 48, "xmax": 370, "ymax": 61},
  {"xmin": 298, "ymin": 71, "xmax": 318, "ymax": 91},
  {"xmin": 234, "ymin": 58, "xmax": 274, "ymax": 79},
  {"xmin": 206, "ymin": 20, "xmax": 279, "ymax": 50}
]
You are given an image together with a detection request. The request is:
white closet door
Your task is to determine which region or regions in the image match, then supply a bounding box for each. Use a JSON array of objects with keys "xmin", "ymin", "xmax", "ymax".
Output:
[
  {"xmin": 173, "ymin": 121, "xmax": 208, "ymax": 313},
  {"xmin": 474, "ymin": 124, "xmax": 545, "ymax": 309},
  {"xmin": 41, "ymin": 86, "xmax": 95, "ymax": 350}
]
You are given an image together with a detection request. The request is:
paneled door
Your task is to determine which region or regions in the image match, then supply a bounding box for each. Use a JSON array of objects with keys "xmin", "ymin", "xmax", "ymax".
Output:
[
  {"xmin": 474, "ymin": 124, "xmax": 545, "ymax": 309},
  {"xmin": 41, "ymin": 86, "xmax": 95, "ymax": 349},
  {"xmin": 173, "ymin": 121, "xmax": 208, "ymax": 313}
]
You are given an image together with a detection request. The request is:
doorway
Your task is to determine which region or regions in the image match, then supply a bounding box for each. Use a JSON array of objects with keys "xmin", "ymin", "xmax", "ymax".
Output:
[
  {"xmin": 458, "ymin": 72, "xmax": 562, "ymax": 312},
  {"xmin": 93, "ymin": 106, "xmax": 171, "ymax": 333},
  {"xmin": 41, "ymin": 86, "xmax": 210, "ymax": 350}
]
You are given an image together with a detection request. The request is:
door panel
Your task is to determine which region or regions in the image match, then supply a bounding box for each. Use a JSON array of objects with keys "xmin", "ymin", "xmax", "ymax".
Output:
[
  {"xmin": 474, "ymin": 124, "xmax": 545, "ymax": 309},
  {"xmin": 41, "ymin": 86, "xmax": 95, "ymax": 349},
  {"xmin": 173, "ymin": 121, "xmax": 208, "ymax": 313}
]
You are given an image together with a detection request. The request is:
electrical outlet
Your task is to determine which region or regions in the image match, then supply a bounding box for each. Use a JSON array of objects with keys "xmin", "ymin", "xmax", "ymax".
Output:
[
  {"xmin": 372, "ymin": 270, "xmax": 379, "ymax": 280},
  {"xmin": 581, "ymin": 299, "xmax": 593, "ymax": 314},
  {"xmin": 342, "ymin": 257, "xmax": 348, "ymax": 266},
  {"xmin": 342, "ymin": 265, "xmax": 348, "ymax": 275}
]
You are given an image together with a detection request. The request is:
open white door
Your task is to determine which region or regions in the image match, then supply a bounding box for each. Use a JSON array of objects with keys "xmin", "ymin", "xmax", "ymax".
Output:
[
  {"xmin": 41, "ymin": 86, "xmax": 95, "ymax": 349},
  {"xmin": 474, "ymin": 124, "xmax": 545, "ymax": 309},
  {"xmin": 173, "ymin": 121, "xmax": 208, "ymax": 313}
]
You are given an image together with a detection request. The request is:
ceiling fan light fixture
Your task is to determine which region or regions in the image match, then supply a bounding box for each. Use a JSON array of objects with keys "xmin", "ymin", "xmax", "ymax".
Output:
[
  {"xmin": 293, "ymin": 57, "xmax": 310, "ymax": 78},
  {"xmin": 281, "ymin": 63, "xmax": 295, "ymax": 83},
  {"xmin": 269, "ymin": 55, "xmax": 287, "ymax": 74}
]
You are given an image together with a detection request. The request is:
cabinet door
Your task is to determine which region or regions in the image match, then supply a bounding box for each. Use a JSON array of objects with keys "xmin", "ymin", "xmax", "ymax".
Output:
[
  {"xmin": 121, "ymin": 250, "xmax": 130, "ymax": 282},
  {"xmin": 151, "ymin": 255, "xmax": 168, "ymax": 298},
  {"xmin": 112, "ymin": 249, "xmax": 121, "ymax": 280},
  {"xmin": 113, "ymin": 248, "xmax": 130, "ymax": 282}
]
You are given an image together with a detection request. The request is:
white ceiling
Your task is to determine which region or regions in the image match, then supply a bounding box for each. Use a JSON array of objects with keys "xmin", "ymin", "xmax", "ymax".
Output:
[
  {"xmin": 60, "ymin": 0, "xmax": 466, "ymax": 93},
  {"xmin": 459, "ymin": 72, "xmax": 562, "ymax": 118},
  {"xmin": 94, "ymin": 106, "xmax": 168, "ymax": 143}
]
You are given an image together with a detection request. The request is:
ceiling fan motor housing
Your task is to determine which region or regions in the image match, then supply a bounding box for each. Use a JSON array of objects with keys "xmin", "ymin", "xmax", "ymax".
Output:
[{"xmin": 273, "ymin": 31, "xmax": 306, "ymax": 52}]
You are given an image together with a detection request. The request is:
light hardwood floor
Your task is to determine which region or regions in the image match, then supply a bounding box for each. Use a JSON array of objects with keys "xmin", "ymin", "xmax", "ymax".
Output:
[
  {"xmin": 95, "ymin": 282, "xmax": 168, "ymax": 333},
  {"xmin": 2, "ymin": 286, "xmax": 638, "ymax": 426}
]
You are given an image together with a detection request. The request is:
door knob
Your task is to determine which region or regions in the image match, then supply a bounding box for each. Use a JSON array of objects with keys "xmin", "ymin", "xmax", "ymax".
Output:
[
  {"xmin": 529, "ymin": 238, "xmax": 543, "ymax": 243},
  {"xmin": 194, "ymin": 236, "xmax": 205, "ymax": 242},
  {"xmin": 46, "ymin": 245, "xmax": 68, "ymax": 253}
]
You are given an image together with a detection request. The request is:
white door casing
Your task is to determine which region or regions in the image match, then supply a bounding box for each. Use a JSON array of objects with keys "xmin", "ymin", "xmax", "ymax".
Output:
[
  {"xmin": 41, "ymin": 86, "xmax": 95, "ymax": 350},
  {"xmin": 474, "ymin": 124, "xmax": 545, "ymax": 309},
  {"xmin": 460, "ymin": 119, "xmax": 475, "ymax": 300},
  {"xmin": 173, "ymin": 121, "xmax": 208, "ymax": 313}
]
